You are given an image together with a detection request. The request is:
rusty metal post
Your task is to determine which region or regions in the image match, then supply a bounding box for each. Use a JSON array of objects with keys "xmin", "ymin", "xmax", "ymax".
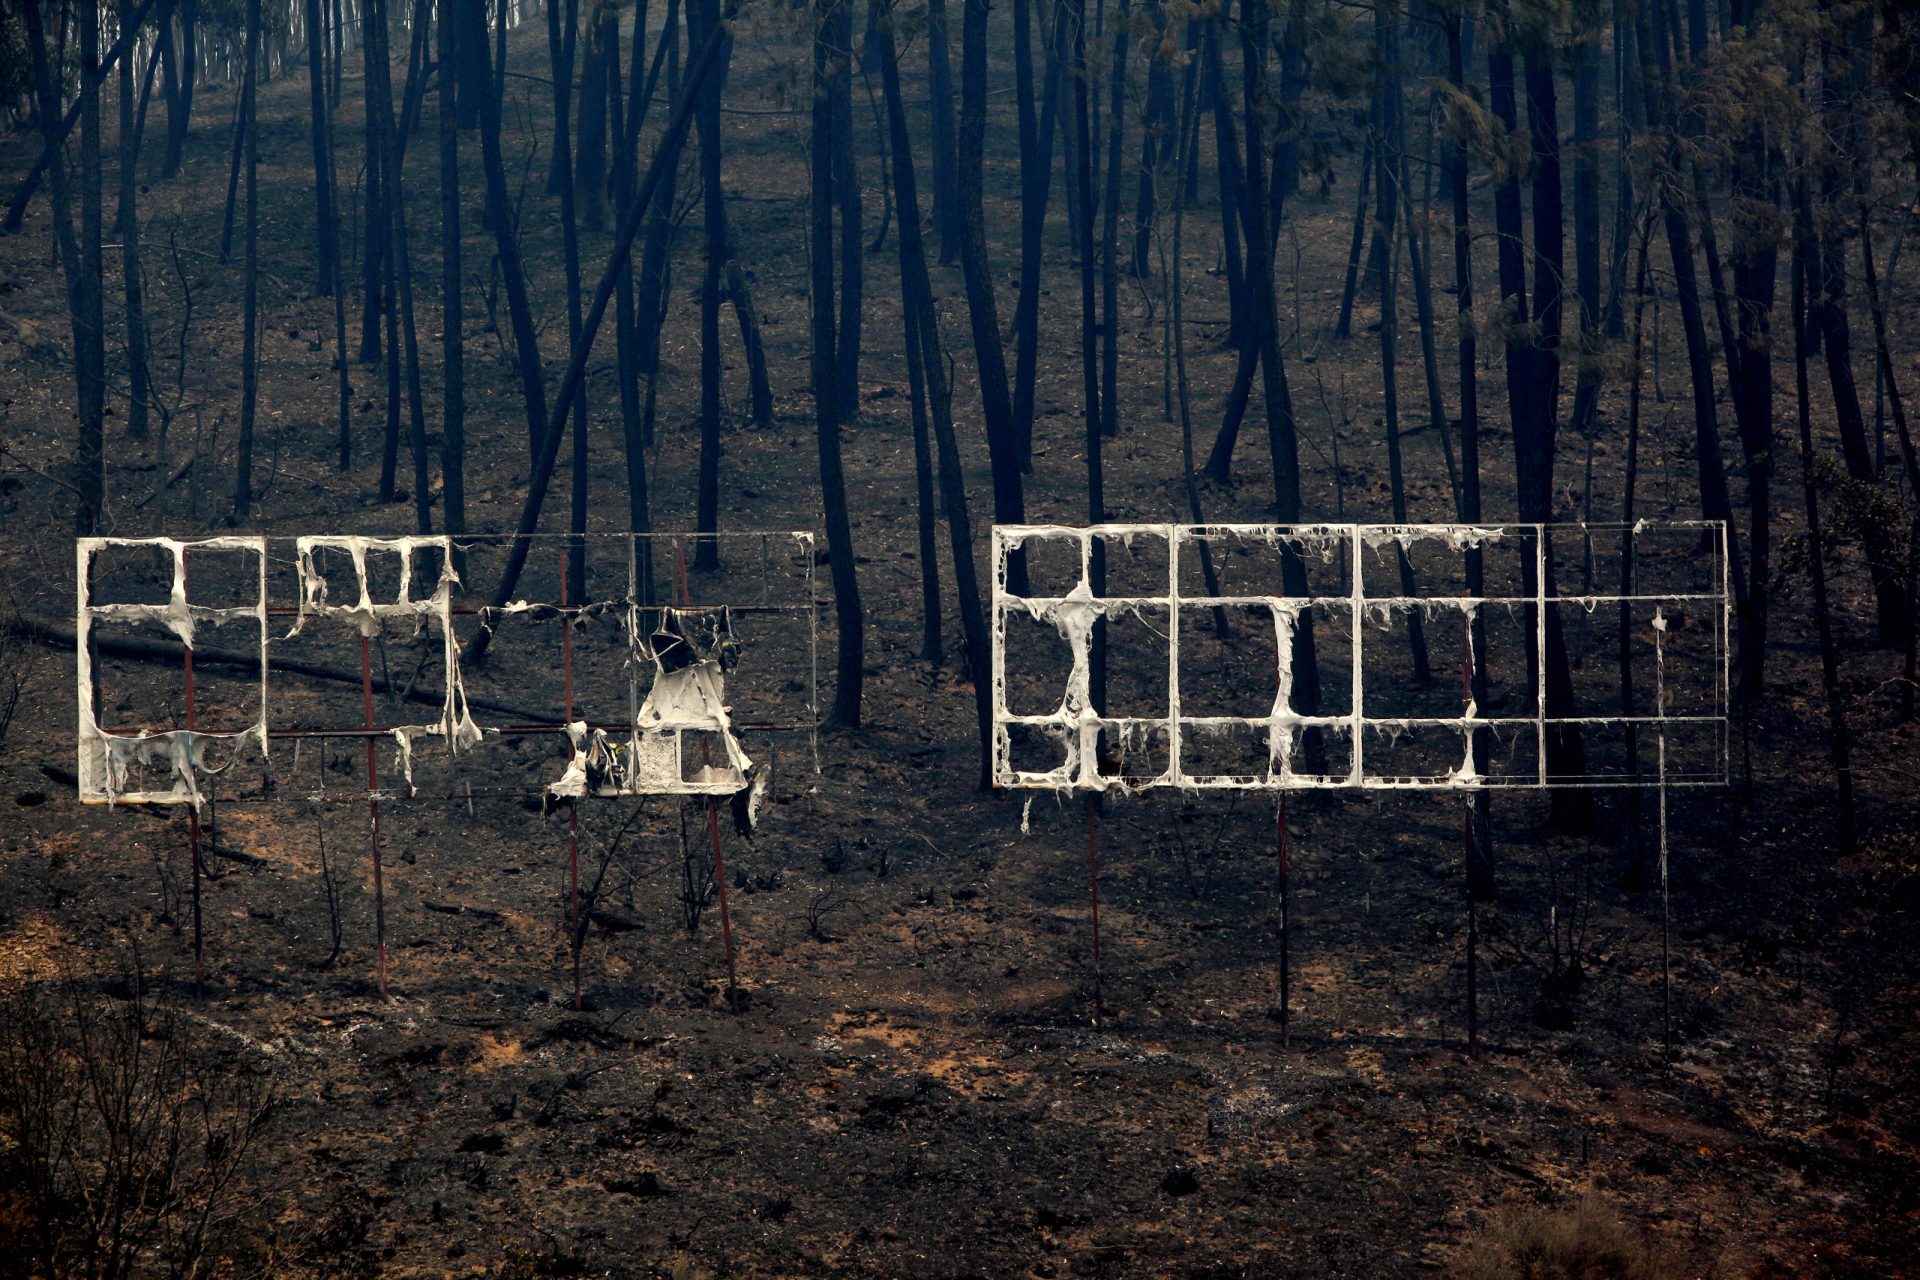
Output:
[{"xmin": 360, "ymin": 633, "xmax": 389, "ymax": 999}]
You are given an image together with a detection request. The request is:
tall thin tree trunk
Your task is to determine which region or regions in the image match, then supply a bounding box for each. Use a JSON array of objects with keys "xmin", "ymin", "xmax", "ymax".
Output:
[
  {"xmin": 235, "ymin": 0, "xmax": 260, "ymax": 520},
  {"xmin": 1011, "ymin": 0, "xmax": 1063, "ymax": 470},
  {"xmin": 812, "ymin": 0, "xmax": 865, "ymax": 727},
  {"xmin": 306, "ymin": 0, "xmax": 340, "ymax": 296},
  {"xmin": 549, "ymin": 0, "xmax": 590, "ymax": 595},
  {"xmin": 1131, "ymin": 0, "xmax": 1176, "ymax": 278},
  {"xmin": 1374, "ymin": 2, "xmax": 1428, "ymax": 681},
  {"xmin": 1792, "ymin": 184, "xmax": 1856, "ymax": 852},
  {"xmin": 611, "ymin": 0, "xmax": 654, "ymax": 600},
  {"xmin": 830, "ymin": 0, "xmax": 862, "ymax": 423},
  {"xmin": 1333, "ymin": 130, "xmax": 1374, "ymax": 340},
  {"xmin": 926, "ymin": 0, "xmax": 959, "ymax": 265},
  {"xmin": 1068, "ymin": 0, "xmax": 1105, "ymax": 722},
  {"xmin": 76, "ymin": 0, "xmax": 107, "ymax": 533},
  {"xmin": 471, "ymin": 0, "xmax": 732, "ymax": 650},
  {"xmin": 1241, "ymin": 0, "xmax": 1323, "ymax": 764},
  {"xmin": 475, "ymin": 0, "xmax": 549, "ymax": 463},
  {"xmin": 878, "ymin": 0, "xmax": 992, "ymax": 782},
  {"xmin": 119, "ymin": 0, "xmax": 152, "ymax": 442},
  {"xmin": 439, "ymin": 0, "xmax": 466, "ymax": 542},
  {"xmin": 1446, "ymin": 10, "xmax": 1492, "ymax": 895},
  {"xmin": 1099, "ymin": 0, "xmax": 1129, "ymax": 443},
  {"xmin": 1812, "ymin": 0, "xmax": 1902, "ymax": 645},
  {"xmin": 958, "ymin": 0, "xmax": 1027, "ymax": 591},
  {"xmin": 576, "ymin": 0, "xmax": 614, "ymax": 230},
  {"xmin": 164, "ymin": 0, "xmax": 197, "ymax": 178},
  {"xmin": 633, "ymin": 0, "xmax": 683, "ymax": 451},
  {"xmin": 218, "ymin": 32, "xmax": 249, "ymax": 263},
  {"xmin": 360, "ymin": 14, "xmax": 388, "ymax": 364},
  {"xmin": 904, "ymin": 289, "xmax": 944, "ymax": 663},
  {"xmin": 691, "ymin": 0, "xmax": 732, "ymax": 574}
]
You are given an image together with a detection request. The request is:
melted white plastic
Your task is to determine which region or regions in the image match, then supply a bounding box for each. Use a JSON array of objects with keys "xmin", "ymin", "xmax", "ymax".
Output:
[{"xmin": 990, "ymin": 522, "xmax": 1729, "ymax": 795}]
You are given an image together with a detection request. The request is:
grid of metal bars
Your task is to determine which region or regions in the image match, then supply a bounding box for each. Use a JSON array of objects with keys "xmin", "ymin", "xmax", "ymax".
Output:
[
  {"xmin": 76, "ymin": 531, "xmax": 818, "ymax": 805},
  {"xmin": 991, "ymin": 522, "xmax": 1730, "ymax": 793}
]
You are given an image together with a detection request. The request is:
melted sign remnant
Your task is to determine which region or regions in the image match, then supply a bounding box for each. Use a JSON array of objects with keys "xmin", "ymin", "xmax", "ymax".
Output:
[{"xmin": 990, "ymin": 522, "xmax": 1730, "ymax": 794}]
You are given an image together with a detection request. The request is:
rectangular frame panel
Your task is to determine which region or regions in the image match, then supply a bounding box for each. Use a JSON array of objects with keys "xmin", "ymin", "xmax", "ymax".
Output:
[
  {"xmin": 76, "ymin": 532, "xmax": 818, "ymax": 805},
  {"xmin": 991, "ymin": 523, "xmax": 1729, "ymax": 793}
]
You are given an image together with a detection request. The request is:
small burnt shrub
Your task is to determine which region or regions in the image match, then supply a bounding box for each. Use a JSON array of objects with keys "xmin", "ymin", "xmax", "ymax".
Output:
[
  {"xmin": 1453, "ymin": 1197, "xmax": 1679, "ymax": 1280},
  {"xmin": 0, "ymin": 955, "xmax": 275, "ymax": 1279}
]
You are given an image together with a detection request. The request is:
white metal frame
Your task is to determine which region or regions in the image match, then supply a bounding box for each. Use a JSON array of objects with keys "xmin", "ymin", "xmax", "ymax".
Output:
[
  {"xmin": 77, "ymin": 536, "xmax": 271, "ymax": 806},
  {"xmin": 990, "ymin": 522, "xmax": 1730, "ymax": 793},
  {"xmin": 75, "ymin": 532, "xmax": 818, "ymax": 805}
]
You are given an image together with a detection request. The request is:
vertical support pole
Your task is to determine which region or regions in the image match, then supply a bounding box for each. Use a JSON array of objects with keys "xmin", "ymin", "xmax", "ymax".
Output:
[
  {"xmin": 1655, "ymin": 607, "xmax": 1672, "ymax": 1064},
  {"xmin": 673, "ymin": 537, "xmax": 739, "ymax": 1005},
  {"xmin": 183, "ymin": 550, "xmax": 204, "ymax": 986},
  {"xmin": 1166, "ymin": 525, "xmax": 1182, "ymax": 787},
  {"xmin": 1460, "ymin": 606, "xmax": 1477, "ymax": 1054},
  {"xmin": 1086, "ymin": 792, "xmax": 1103, "ymax": 1024},
  {"xmin": 1465, "ymin": 797, "xmax": 1479, "ymax": 1057},
  {"xmin": 360, "ymin": 632, "xmax": 389, "ymax": 999},
  {"xmin": 561, "ymin": 569, "xmax": 579, "ymax": 943},
  {"xmin": 708, "ymin": 793, "xmax": 737, "ymax": 1002},
  {"xmin": 1277, "ymin": 794, "xmax": 1290, "ymax": 1048},
  {"xmin": 568, "ymin": 802, "xmax": 583, "ymax": 1008},
  {"xmin": 1349, "ymin": 528, "xmax": 1366, "ymax": 785},
  {"xmin": 1535, "ymin": 524, "xmax": 1549, "ymax": 785}
]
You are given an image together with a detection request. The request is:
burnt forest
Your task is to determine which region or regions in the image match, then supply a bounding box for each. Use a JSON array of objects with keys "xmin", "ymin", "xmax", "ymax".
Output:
[{"xmin": 0, "ymin": 0, "xmax": 1916, "ymax": 1273}]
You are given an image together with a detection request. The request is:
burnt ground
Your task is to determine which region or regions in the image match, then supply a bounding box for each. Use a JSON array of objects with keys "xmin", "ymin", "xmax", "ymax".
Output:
[{"xmin": 1, "ymin": 7, "xmax": 1918, "ymax": 1277}]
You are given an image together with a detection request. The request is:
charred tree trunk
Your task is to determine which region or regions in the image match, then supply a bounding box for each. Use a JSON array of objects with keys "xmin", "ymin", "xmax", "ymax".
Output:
[
  {"xmin": 1373, "ymin": 4, "xmax": 1429, "ymax": 681},
  {"xmin": 235, "ymin": 0, "xmax": 260, "ymax": 521},
  {"xmin": 384, "ymin": 0, "xmax": 435, "ymax": 535},
  {"xmin": 1201, "ymin": 21, "xmax": 1252, "ymax": 481},
  {"xmin": 360, "ymin": 17, "xmax": 388, "ymax": 366},
  {"xmin": 439, "ymin": 0, "xmax": 466, "ymax": 542},
  {"xmin": 1099, "ymin": 0, "xmax": 1130, "ymax": 443},
  {"xmin": 1131, "ymin": 0, "xmax": 1176, "ymax": 278},
  {"xmin": 78, "ymin": 0, "xmax": 107, "ymax": 533},
  {"xmin": 475, "ymin": 0, "xmax": 550, "ymax": 464},
  {"xmin": 472, "ymin": 0, "xmax": 732, "ymax": 650},
  {"xmin": 1011, "ymin": 0, "xmax": 1063, "ymax": 470},
  {"xmin": 1791, "ymin": 184, "xmax": 1857, "ymax": 852},
  {"xmin": 455, "ymin": 0, "xmax": 488, "ymax": 126},
  {"xmin": 548, "ymin": 0, "xmax": 590, "ymax": 595},
  {"xmin": 1333, "ymin": 130, "xmax": 1374, "ymax": 341},
  {"xmin": 691, "ymin": 0, "xmax": 733, "ymax": 574},
  {"xmin": 878, "ymin": 0, "xmax": 993, "ymax": 782},
  {"xmin": 306, "ymin": 0, "xmax": 341, "ymax": 296},
  {"xmin": 812, "ymin": 0, "xmax": 866, "ymax": 727},
  {"xmin": 958, "ymin": 0, "xmax": 1027, "ymax": 590},
  {"xmin": 1241, "ymin": 0, "xmax": 1323, "ymax": 760},
  {"xmin": 611, "ymin": 0, "xmax": 655, "ymax": 600},
  {"xmin": 830, "ymin": 0, "xmax": 862, "ymax": 423},
  {"xmin": 1445, "ymin": 9, "xmax": 1493, "ymax": 895},
  {"xmin": 926, "ymin": 0, "xmax": 960, "ymax": 265},
  {"xmin": 1813, "ymin": 0, "xmax": 1903, "ymax": 645},
  {"xmin": 904, "ymin": 291, "xmax": 944, "ymax": 664},
  {"xmin": 219, "ymin": 26, "xmax": 250, "ymax": 263},
  {"xmin": 1067, "ymin": 0, "xmax": 1106, "ymax": 719},
  {"xmin": 576, "ymin": 0, "xmax": 615, "ymax": 230},
  {"xmin": 164, "ymin": 0, "xmax": 197, "ymax": 178},
  {"xmin": 24, "ymin": 0, "xmax": 107, "ymax": 530},
  {"xmin": 634, "ymin": 0, "xmax": 684, "ymax": 450},
  {"xmin": 1637, "ymin": 0, "xmax": 1750, "ymax": 639},
  {"xmin": 119, "ymin": 0, "xmax": 152, "ymax": 442}
]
